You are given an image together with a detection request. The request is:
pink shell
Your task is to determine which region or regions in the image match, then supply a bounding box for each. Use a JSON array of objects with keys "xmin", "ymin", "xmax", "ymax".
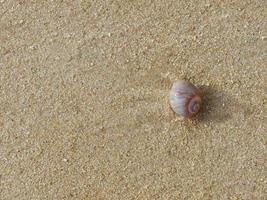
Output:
[{"xmin": 169, "ymin": 80, "xmax": 201, "ymax": 118}]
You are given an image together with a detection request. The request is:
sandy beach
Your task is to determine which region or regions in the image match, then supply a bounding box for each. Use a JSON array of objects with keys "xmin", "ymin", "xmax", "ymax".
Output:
[{"xmin": 0, "ymin": 0, "xmax": 266, "ymax": 199}]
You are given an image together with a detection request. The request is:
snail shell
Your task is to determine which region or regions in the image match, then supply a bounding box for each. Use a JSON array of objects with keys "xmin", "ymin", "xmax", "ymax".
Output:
[{"xmin": 169, "ymin": 80, "xmax": 202, "ymax": 118}]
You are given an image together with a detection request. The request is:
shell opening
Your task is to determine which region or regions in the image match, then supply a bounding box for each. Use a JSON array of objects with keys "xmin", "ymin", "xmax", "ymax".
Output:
[{"xmin": 188, "ymin": 95, "xmax": 201, "ymax": 115}]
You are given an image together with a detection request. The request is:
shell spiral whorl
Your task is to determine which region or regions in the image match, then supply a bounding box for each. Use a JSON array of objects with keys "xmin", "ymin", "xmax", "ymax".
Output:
[{"xmin": 169, "ymin": 80, "xmax": 201, "ymax": 118}]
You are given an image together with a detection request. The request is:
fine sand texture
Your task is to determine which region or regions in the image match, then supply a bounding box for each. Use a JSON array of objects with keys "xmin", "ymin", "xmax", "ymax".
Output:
[{"xmin": 0, "ymin": 0, "xmax": 266, "ymax": 199}]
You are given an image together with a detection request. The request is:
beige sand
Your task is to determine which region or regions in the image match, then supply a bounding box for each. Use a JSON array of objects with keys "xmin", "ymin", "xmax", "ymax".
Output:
[{"xmin": 0, "ymin": 0, "xmax": 266, "ymax": 199}]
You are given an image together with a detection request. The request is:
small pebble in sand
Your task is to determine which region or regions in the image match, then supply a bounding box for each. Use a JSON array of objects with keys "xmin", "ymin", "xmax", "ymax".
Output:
[{"xmin": 169, "ymin": 80, "xmax": 202, "ymax": 119}]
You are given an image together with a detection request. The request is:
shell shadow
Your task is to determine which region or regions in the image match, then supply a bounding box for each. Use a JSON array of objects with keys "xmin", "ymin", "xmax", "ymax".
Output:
[{"xmin": 194, "ymin": 85, "xmax": 234, "ymax": 123}]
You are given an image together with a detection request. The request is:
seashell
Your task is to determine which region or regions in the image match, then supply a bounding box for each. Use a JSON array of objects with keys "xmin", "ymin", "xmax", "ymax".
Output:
[{"xmin": 169, "ymin": 80, "xmax": 202, "ymax": 118}]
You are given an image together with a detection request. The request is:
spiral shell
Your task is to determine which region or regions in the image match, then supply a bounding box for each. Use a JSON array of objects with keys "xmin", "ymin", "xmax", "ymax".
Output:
[{"xmin": 169, "ymin": 80, "xmax": 202, "ymax": 118}]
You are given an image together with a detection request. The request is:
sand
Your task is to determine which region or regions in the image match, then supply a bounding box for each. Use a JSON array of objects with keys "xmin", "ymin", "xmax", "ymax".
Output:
[{"xmin": 0, "ymin": 0, "xmax": 266, "ymax": 199}]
